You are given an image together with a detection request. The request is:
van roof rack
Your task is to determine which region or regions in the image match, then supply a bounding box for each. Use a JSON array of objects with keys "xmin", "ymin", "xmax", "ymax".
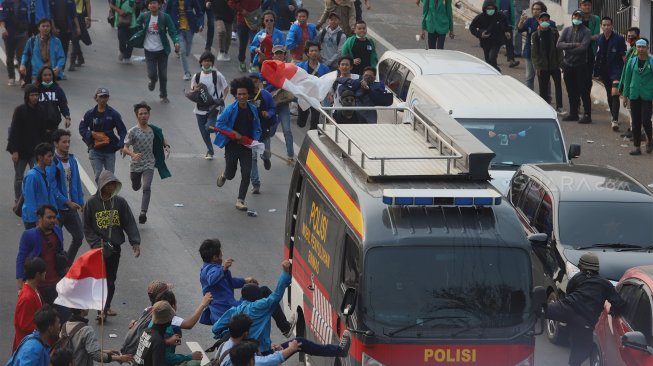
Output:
[{"xmin": 317, "ymin": 104, "xmax": 495, "ymax": 181}]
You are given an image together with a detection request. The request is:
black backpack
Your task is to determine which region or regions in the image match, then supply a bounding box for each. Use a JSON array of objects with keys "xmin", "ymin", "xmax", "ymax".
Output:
[
  {"xmin": 49, "ymin": 322, "xmax": 86, "ymax": 361},
  {"xmin": 120, "ymin": 308, "xmax": 153, "ymax": 355}
]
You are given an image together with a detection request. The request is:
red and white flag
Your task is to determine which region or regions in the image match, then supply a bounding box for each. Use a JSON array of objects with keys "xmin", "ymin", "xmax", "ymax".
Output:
[
  {"xmin": 261, "ymin": 60, "xmax": 336, "ymax": 111},
  {"xmin": 54, "ymin": 249, "xmax": 107, "ymax": 310}
]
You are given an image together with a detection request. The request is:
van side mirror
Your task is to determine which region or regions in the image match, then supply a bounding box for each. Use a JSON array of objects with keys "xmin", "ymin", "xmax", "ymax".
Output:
[
  {"xmin": 622, "ymin": 331, "xmax": 653, "ymax": 355},
  {"xmin": 531, "ymin": 286, "xmax": 546, "ymax": 312},
  {"xmin": 340, "ymin": 288, "xmax": 357, "ymax": 317},
  {"xmin": 528, "ymin": 233, "xmax": 549, "ymax": 247},
  {"xmin": 568, "ymin": 144, "xmax": 581, "ymax": 160}
]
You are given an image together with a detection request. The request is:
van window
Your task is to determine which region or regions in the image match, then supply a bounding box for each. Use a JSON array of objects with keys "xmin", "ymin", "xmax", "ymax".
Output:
[
  {"xmin": 378, "ymin": 59, "xmax": 395, "ymax": 85},
  {"xmin": 533, "ymin": 194, "xmax": 553, "ymax": 238},
  {"xmin": 519, "ymin": 182, "xmax": 543, "ymax": 223},
  {"xmin": 510, "ymin": 172, "xmax": 529, "ymax": 206},
  {"xmin": 342, "ymin": 235, "xmax": 361, "ymax": 288},
  {"xmin": 386, "ymin": 64, "xmax": 409, "ymax": 98},
  {"xmin": 400, "ymin": 71, "xmax": 414, "ymax": 101}
]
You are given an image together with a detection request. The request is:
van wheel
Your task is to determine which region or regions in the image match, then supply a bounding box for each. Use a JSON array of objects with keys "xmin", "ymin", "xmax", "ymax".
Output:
[
  {"xmin": 546, "ymin": 292, "xmax": 569, "ymax": 345},
  {"xmin": 590, "ymin": 343, "xmax": 602, "ymax": 366}
]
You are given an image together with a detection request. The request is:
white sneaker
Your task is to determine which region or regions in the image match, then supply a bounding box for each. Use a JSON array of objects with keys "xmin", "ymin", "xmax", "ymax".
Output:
[
  {"xmin": 282, "ymin": 313, "xmax": 297, "ymax": 338},
  {"xmin": 223, "ymin": 53, "xmax": 231, "ymax": 61},
  {"xmin": 183, "ymin": 73, "xmax": 191, "ymax": 81},
  {"xmin": 204, "ymin": 153, "xmax": 214, "ymax": 160},
  {"xmin": 611, "ymin": 120, "xmax": 620, "ymax": 132},
  {"xmin": 235, "ymin": 199, "xmax": 247, "ymax": 211},
  {"xmin": 231, "ymin": 32, "xmax": 237, "ymax": 41},
  {"xmin": 217, "ymin": 52, "xmax": 224, "ymax": 61}
]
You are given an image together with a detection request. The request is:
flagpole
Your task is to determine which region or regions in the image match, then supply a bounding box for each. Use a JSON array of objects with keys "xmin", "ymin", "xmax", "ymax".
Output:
[{"xmin": 100, "ymin": 245, "xmax": 105, "ymax": 366}]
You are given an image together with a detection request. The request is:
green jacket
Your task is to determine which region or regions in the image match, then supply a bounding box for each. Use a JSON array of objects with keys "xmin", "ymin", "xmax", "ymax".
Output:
[
  {"xmin": 496, "ymin": 0, "xmax": 516, "ymax": 26},
  {"xmin": 586, "ymin": 14, "xmax": 600, "ymax": 55},
  {"xmin": 129, "ymin": 11, "xmax": 179, "ymax": 55},
  {"xmin": 113, "ymin": 0, "xmax": 136, "ymax": 28},
  {"xmin": 149, "ymin": 124, "xmax": 171, "ymax": 179},
  {"xmin": 618, "ymin": 46, "xmax": 638, "ymax": 93},
  {"xmin": 421, "ymin": 0, "xmax": 453, "ymax": 34},
  {"xmin": 621, "ymin": 56, "xmax": 653, "ymax": 101},
  {"xmin": 341, "ymin": 35, "xmax": 378, "ymax": 68},
  {"xmin": 531, "ymin": 28, "xmax": 563, "ymax": 71}
]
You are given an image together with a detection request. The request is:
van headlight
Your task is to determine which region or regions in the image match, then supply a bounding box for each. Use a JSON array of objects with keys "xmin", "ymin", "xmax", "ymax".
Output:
[
  {"xmin": 566, "ymin": 261, "xmax": 580, "ymax": 279},
  {"xmin": 362, "ymin": 352, "xmax": 386, "ymax": 366}
]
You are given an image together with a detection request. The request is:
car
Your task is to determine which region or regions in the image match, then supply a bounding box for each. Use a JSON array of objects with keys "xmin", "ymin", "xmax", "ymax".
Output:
[
  {"xmin": 592, "ymin": 265, "xmax": 653, "ymax": 366},
  {"xmin": 508, "ymin": 163, "xmax": 653, "ymax": 344}
]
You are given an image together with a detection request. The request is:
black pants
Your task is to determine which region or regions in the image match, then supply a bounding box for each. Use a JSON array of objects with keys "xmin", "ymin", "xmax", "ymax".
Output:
[
  {"xmin": 298, "ymin": 107, "xmax": 319, "ymax": 130},
  {"xmin": 630, "ymin": 98, "xmax": 653, "ymax": 147},
  {"xmin": 59, "ymin": 209, "xmax": 84, "ymax": 261},
  {"xmin": 224, "ymin": 142, "xmax": 253, "ymax": 200},
  {"xmin": 504, "ymin": 36, "xmax": 515, "ymax": 61},
  {"xmin": 482, "ymin": 43, "xmax": 501, "ymax": 72},
  {"xmin": 427, "ymin": 32, "xmax": 446, "ymax": 49},
  {"xmin": 354, "ymin": 0, "xmax": 363, "ymax": 21},
  {"xmin": 4, "ymin": 35, "xmax": 27, "ymax": 80},
  {"xmin": 259, "ymin": 286, "xmax": 291, "ymax": 334},
  {"xmin": 563, "ymin": 65, "xmax": 591, "ymax": 117},
  {"xmin": 104, "ymin": 250, "xmax": 121, "ymax": 311},
  {"xmin": 600, "ymin": 73, "xmax": 621, "ymax": 121},
  {"xmin": 538, "ymin": 69, "xmax": 563, "ymax": 109},
  {"xmin": 545, "ymin": 302, "xmax": 593, "ymax": 366},
  {"xmin": 144, "ymin": 49, "xmax": 168, "ymax": 98},
  {"xmin": 57, "ymin": 31, "xmax": 72, "ymax": 69},
  {"xmin": 117, "ymin": 25, "xmax": 134, "ymax": 59}
]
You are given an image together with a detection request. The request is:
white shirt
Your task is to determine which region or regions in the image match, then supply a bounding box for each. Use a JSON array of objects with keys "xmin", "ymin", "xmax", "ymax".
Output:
[
  {"xmin": 144, "ymin": 15, "xmax": 164, "ymax": 52},
  {"xmin": 190, "ymin": 70, "xmax": 229, "ymax": 115}
]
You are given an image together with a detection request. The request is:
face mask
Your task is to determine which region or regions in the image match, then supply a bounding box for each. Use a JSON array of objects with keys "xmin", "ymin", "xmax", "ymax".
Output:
[
  {"xmin": 486, "ymin": 9, "xmax": 495, "ymax": 16},
  {"xmin": 201, "ymin": 66, "xmax": 213, "ymax": 72},
  {"xmin": 540, "ymin": 21, "xmax": 550, "ymax": 29},
  {"xmin": 356, "ymin": 35, "xmax": 366, "ymax": 39},
  {"xmin": 572, "ymin": 19, "xmax": 582, "ymax": 26},
  {"xmin": 41, "ymin": 81, "xmax": 53, "ymax": 87}
]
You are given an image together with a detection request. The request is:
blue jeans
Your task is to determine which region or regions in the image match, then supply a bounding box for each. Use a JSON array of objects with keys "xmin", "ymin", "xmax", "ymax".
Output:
[
  {"xmin": 205, "ymin": 9, "xmax": 215, "ymax": 50},
  {"xmin": 179, "ymin": 29, "xmax": 194, "ymax": 75},
  {"xmin": 88, "ymin": 149, "xmax": 116, "ymax": 182},
  {"xmin": 195, "ymin": 113, "xmax": 215, "ymax": 155},
  {"xmin": 236, "ymin": 24, "xmax": 255, "ymax": 63},
  {"xmin": 250, "ymin": 136, "xmax": 271, "ymax": 187},
  {"xmin": 144, "ymin": 49, "xmax": 168, "ymax": 98},
  {"xmin": 277, "ymin": 103, "xmax": 294, "ymax": 159},
  {"xmin": 525, "ymin": 58, "xmax": 534, "ymax": 90}
]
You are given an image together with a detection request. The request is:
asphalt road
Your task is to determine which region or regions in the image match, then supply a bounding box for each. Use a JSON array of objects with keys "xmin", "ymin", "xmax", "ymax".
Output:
[{"xmin": 1, "ymin": 0, "xmax": 651, "ymax": 364}]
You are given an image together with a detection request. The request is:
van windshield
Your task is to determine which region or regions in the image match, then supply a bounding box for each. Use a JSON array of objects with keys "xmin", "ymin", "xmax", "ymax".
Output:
[
  {"xmin": 363, "ymin": 246, "xmax": 532, "ymax": 338},
  {"xmin": 458, "ymin": 118, "xmax": 566, "ymax": 168}
]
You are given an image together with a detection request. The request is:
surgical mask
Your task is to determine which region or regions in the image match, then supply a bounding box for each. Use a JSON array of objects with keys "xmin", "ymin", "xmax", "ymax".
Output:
[
  {"xmin": 540, "ymin": 21, "xmax": 550, "ymax": 29},
  {"xmin": 572, "ymin": 19, "xmax": 582, "ymax": 26},
  {"xmin": 41, "ymin": 81, "xmax": 53, "ymax": 87},
  {"xmin": 201, "ymin": 66, "xmax": 213, "ymax": 72},
  {"xmin": 486, "ymin": 9, "xmax": 495, "ymax": 16},
  {"xmin": 355, "ymin": 35, "xmax": 366, "ymax": 39}
]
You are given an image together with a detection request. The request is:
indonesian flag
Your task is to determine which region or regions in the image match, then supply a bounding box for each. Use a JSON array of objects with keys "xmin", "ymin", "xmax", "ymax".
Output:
[
  {"xmin": 54, "ymin": 249, "xmax": 107, "ymax": 310},
  {"xmin": 261, "ymin": 60, "xmax": 336, "ymax": 111},
  {"xmin": 210, "ymin": 127, "xmax": 265, "ymax": 154}
]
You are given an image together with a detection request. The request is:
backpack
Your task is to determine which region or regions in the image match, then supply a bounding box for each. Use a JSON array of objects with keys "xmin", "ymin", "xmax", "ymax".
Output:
[
  {"xmin": 193, "ymin": 71, "xmax": 220, "ymax": 111},
  {"xmin": 120, "ymin": 308, "xmax": 153, "ymax": 355},
  {"xmin": 319, "ymin": 28, "xmax": 344, "ymax": 46},
  {"xmin": 42, "ymin": 92, "xmax": 62, "ymax": 132},
  {"xmin": 49, "ymin": 321, "xmax": 86, "ymax": 361}
]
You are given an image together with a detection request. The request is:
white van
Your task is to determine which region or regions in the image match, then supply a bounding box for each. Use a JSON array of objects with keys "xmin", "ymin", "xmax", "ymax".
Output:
[{"xmin": 407, "ymin": 74, "xmax": 580, "ymax": 195}]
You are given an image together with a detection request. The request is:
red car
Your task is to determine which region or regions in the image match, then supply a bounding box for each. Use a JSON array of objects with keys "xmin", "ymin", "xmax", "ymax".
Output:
[{"xmin": 592, "ymin": 266, "xmax": 653, "ymax": 366}]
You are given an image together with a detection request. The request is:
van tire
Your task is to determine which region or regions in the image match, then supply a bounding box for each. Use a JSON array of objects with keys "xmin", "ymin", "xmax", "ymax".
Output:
[{"xmin": 546, "ymin": 292, "xmax": 570, "ymax": 345}]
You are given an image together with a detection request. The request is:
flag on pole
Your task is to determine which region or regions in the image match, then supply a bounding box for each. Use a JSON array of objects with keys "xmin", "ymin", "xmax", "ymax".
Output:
[
  {"xmin": 209, "ymin": 127, "xmax": 265, "ymax": 154},
  {"xmin": 261, "ymin": 60, "xmax": 336, "ymax": 111},
  {"xmin": 54, "ymin": 249, "xmax": 107, "ymax": 310}
]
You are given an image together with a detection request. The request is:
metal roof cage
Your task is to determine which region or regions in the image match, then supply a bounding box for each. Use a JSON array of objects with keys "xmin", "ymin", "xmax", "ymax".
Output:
[{"xmin": 316, "ymin": 104, "xmax": 495, "ymax": 181}]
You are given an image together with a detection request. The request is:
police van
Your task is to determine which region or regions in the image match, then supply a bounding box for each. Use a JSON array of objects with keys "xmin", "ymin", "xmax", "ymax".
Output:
[{"xmin": 282, "ymin": 104, "xmax": 548, "ymax": 366}]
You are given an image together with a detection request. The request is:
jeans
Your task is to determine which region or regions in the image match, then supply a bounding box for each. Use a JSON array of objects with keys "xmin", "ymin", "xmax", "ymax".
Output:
[
  {"xmin": 131, "ymin": 169, "xmax": 154, "ymax": 213},
  {"xmin": 600, "ymin": 73, "xmax": 620, "ymax": 122},
  {"xmin": 117, "ymin": 25, "xmax": 134, "ymax": 59},
  {"xmin": 630, "ymin": 99, "xmax": 653, "ymax": 147},
  {"xmin": 545, "ymin": 302, "xmax": 593, "ymax": 366},
  {"xmin": 513, "ymin": 28, "xmax": 522, "ymax": 56},
  {"xmin": 195, "ymin": 113, "xmax": 216, "ymax": 155},
  {"xmin": 224, "ymin": 142, "xmax": 253, "ymax": 200},
  {"xmin": 563, "ymin": 65, "xmax": 591, "ymax": 117},
  {"xmin": 88, "ymin": 149, "xmax": 116, "ymax": 182},
  {"xmin": 538, "ymin": 69, "xmax": 563, "ymax": 109},
  {"xmin": 525, "ymin": 58, "xmax": 534, "ymax": 90},
  {"xmin": 145, "ymin": 49, "xmax": 169, "ymax": 98},
  {"xmin": 298, "ymin": 107, "xmax": 319, "ymax": 130},
  {"xmin": 280, "ymin": 337, "xmax": 345, "ymax": 358},
  {"xmin": 236, "ymin": 24, "xmax": 255, "ymax": 63},
  {"xmin": 13, "ymin": 157, "xmax": 35, "ymax": 200},
  {"xmin": 104, "ymin": 250, "xmax": 121, "ymax": 311},
  {"xmin": 59, "ymin": 208, "xmax": 84, "ymax": 261},
  {"xmin": 250, "ymin": 136, "xmax": 271, "ymax": 187},
  {"xmin": 216, "ymin": 20, "xmax": 232, "ymax": 53},
  {"xmin": 482, "ymin": 44, "xmax": 501, "ymax": 72},
  {"xmin": 205, "ymin": 9, "xmax": 215, "ymax": 50},
  {"xmin": 277, "ymin": 103, "xmax": 294, "ymax": 158},
  {"xmin": 427, "ymin": 32, "xmax": 446, "ymax": 49},
  {"xmin": 3, "ymin": 35, "xmax": 27, "ymax": 80},
  {"xmin": 178, "ymin": 29, "xmax": 194, "ymax": 75}
]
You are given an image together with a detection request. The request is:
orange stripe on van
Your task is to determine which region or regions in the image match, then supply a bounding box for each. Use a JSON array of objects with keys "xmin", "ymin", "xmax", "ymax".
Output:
[{"xmin": 306, "ymin": 148, "xmax": 364, "ymax": 238}]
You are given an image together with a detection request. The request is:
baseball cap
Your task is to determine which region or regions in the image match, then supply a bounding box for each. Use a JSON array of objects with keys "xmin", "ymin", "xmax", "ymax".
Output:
[
  {"xmin": 328, "ymin": 12, "xmax": 340, "ymax": 19},
  {"xmin": 152, "ymin": 300, "xmax": 176, "ymax": 325},
  {"xmin": 272, "ymin": 45, "xmax": 286, "ymax": 54},
  {"xmin": 572, "ymin": 9, "xmax": 583, "ymax": 17},
  {"xmin": 341, "ymin": 90, "xmax": 355, "ymax": 99},
  {"xmin": 95, "ymin": 87, "xmax": 110, "ymax": 97},
  {"xmin": 538, "ymin": 12, "xmax": 550, "ymax": 19}
]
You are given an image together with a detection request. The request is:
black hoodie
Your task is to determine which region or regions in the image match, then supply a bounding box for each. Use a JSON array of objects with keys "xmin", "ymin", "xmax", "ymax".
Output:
[
  {"xmin": 82, "ymin": 170, "xmax": 140, "ymax": 250},
  {"xmin": 6, "ymin": 84, "xmax": 48, "ymax": 159},
  {"xmin": 469, "ymin": 0, "xmax": 511, "ymax": 46}
]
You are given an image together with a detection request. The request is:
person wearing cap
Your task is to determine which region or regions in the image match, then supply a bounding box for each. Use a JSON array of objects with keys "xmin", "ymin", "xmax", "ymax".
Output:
[
  {"xmin": 264, "ymin": 45, "xmax": 296, "ymax": 163},
  {"xmin": 297, "ymin": 41, "xmax": 330, "ymax": 130},
  {"xmin": 544, "ymin": 252, "xmax": 625, "ymax": 366},
  {"xmin": 531, "ymin": 12, "xmax": 563, "ymax": 113},
  {"xmin": 469, "ymin": 0, "xmax": 511, "ymax": 72},
  {"xmin": 333, "ymin": 89, "xmax": 367, "ymax": 124},
  {"xmin": 517, "ymin": 2, "xmax": 554, "ymax": 91},
  {"xmin": 134, "ymin": 300, "xmax": 175, "ymax": 366},
  {"xmin": 317, "ymin": 12, "xmax": 346, "ymax": 70},
  {"xmin": 249, "ymin": 10, "xmax": 286, "ymax": 70},
  {"xmin": 79, "ymin": 87, "xmax": 128, "ymax": 182},
  {"xmin": 165, "ymin": 0, "xmax": 204, "ymax": 81},
  {"xmin": 262, "ymin": 0, "xmax": 297, "ymax": 31},
  {"xmin": 621, "ymin": 38, "xmax": 653, "ymax": 155},
  {"xmin": 286, "ymin": 8, "xmax": 318, "ymax": 62},
  {"xmin": 317, "ymin": 0, "xmax": 355, "ymax": 36},
  {"xmin": 557, "ymin": 9, "xmax": 592, "ymax": 124},
  {"xmin": 419, "ymin": 0, "xmax": 454, "ymax": 50},
  {"xmin": 19, "ymin": 18, "xmax": 66, "ymax": 82},
  {"xmin": 248, "ymin": 72, "xmax": 277, "ymax": 194}
]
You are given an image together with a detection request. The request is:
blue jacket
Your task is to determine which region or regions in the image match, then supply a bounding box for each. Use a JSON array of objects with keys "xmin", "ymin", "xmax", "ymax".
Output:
[
  {"xmin": 5, "ymin": 331, "xmax": 50, "ymax": 366},
  {"xmin": 213, "ymin": 102, "xmax": 262, "ymax": 148},
  {"xmin": 165, "ymin": 0, "xmax": 204, "ymax": 33},
  {"xmin": 21, "ymin": 35, "xmax": 66, "ymax": 78},
  {"xmin": 253, "ymin": 88, "xmax": 278, "ymax": 136},
  {"xmin": 593, "ymin": 31, "xmax": 626, "ymax": 81},
  {"xmin": 249, "ymin": 28, "xmax": 286, "ymax": 66},
  {"xmin": 0, "ymin": 0, "xmax": 29, "ymax": 40},
  {"xmin": 21, "ymin": 165, "xmax": 55, "ymax": 224},
  {"xmin": 285, "ymin": 22, "xmax": 317, "ymax": 53},
  {"xmin": 212, "ymin": 271, "xmax": 291, "ymax": 352},
  {"xmin": 200, "ymin": 262, "xmax": 246, "ymax": 323},
  {"xmin": 297, "ymin": 60, "xmax": 331, "ymax": 77},
  {"xmin": 16, "ymin": 226, "xmax": 65, "ymax": 280},
  {"xmin": 79, "ymin": 105, "xmax": 127, "ymax": 153},
  {"xmin": 47, "ymin": 154, "xmax": 84, "ymax": 211},
  {"xmin": 21, "ymin": 0, "xmax": 49, "ymax": 24}
]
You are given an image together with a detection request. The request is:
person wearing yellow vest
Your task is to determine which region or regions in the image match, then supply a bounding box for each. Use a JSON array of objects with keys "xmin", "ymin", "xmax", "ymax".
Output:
[{"xmin": 621, "ymin": 38, "xmax": 653, "ymax": 155}]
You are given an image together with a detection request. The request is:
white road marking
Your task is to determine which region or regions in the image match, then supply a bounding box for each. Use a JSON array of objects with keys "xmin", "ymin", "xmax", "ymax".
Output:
[
  {"xmin": 367, "ymin": 26, "xmax": 397, "ymax": 51},
  {"xmin": 186, "ymin": 341, "xmax": 211, "ymax": 366},
  {"xmin": 77, "ymin": 160, "xmax": 97, "ymax": 194}
]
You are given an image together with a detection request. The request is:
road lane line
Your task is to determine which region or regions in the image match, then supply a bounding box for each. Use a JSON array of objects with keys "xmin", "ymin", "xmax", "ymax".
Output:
[
  {"xmin": 186, "ymin": 341, "xmax": 211, "ymax": 365},
  {"xmin": 77, "ymin": 160, "xmax": 97, "ymax": 194},
  {"xmin": 366, "ymin": 26, "xmax": 397, "ymax": 51}
]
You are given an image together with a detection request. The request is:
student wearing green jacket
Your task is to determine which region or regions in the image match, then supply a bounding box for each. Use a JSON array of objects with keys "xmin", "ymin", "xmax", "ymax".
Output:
[
  {"xmin": 618, "ymin": 27, "xmax": 640, "ymax": 95},
  {"xmin": 621, "ymin": 39, "xmax": 653, "ymax": 155},
  {"xmin": 110, "ymin": 0, "xmax": 137, "ymax": 63},
  {"xmin": 341, "ymin": 20, "xmax": 377, "ymax": 75},
  {"xmin": 418, "ymin": 0, "xmax": 454, "ymax": 49}
]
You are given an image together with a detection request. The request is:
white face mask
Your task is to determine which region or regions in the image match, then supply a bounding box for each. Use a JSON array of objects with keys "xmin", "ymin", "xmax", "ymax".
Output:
[{"xmin": 201, "ymin": 66, "xmax": 213, "ymax": 72}]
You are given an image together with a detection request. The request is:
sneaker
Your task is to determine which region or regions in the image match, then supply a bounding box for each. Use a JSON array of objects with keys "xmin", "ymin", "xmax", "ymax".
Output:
[
  {"xmin": 611, "ymin": 120, "xmax": 620, "ymax": 132},
  {"xmin": 139, "ymin": 212, "xmax": 147, "ymax": 224},
  {"xmin": 183, "ymin": 72, "xmax": 191, "ymax": 81},
  {"xmin": 249, "ymin": 65, "xmax": 259, "ymax": 73},
  {"xmin": 7, "ymin": 79, "xmax": 16, "ymax": 86},
  {"xmin": 122, "ymin": 58, "xmax": 132, "ymax": 64},
  {"xmin": 578, "ymin": 115, "xmax": 592, "ymax": 124},
  {"xmin": 217, "ymin": 52, "xmax": 225, "ymax": 61},
  {"xmin": 508, "ymin": 60, "xmax": 520, "ymax": 68},
  {"xmin": 239, "ymin": 62, "xmax": 246, "ymax": 72},
  {"xmin": 204, "ymin": 153, "xmax": 214, "ymax": 160},
  {"xmin": 231, "ymin": 31, "xmax": 237, "ymax": 41},
  {"xmin": 68, "ymin": 64, "xmax": 76, "ymax": 72},
  {"xmin": 77, "ymin": 55, "xmax": 85, "ymax": 65},
  {"xmin": 338, "ymin": 330, "xmax": 352, "ymax": 357},
  {"xmin": 282, "ymin": 313, "xmax": 297, "ymax": 338},
  {"xmin": 562, "ymin": 115, "xmax": 579, "ymax": 122},
  {"xmin": 148, "ymin": 80, "xmax": 156, "ymax": 91},
  {"xmin": 630, "ymin": 147, "xmax": 642, "ymax": 155},
  {"xmin": 216, "ymin": 173, "xmax": 226, "ymax": 187},
  {"xmin": 235, "ymin": 199, "xmax": 247, "ymax": 210},
  {"xmin": 287, "ymin": 158, "xmax": 295, "ymax": 166},
  {"xmin": 251, "ymin": 185, "xmax": 260, "ymax": 194},
  {"xmin": 223, "ymin": 54, "xmax": 231, "ymax": 61},
  {"xmin": 160, "ymin": 97, "xmax": 170, "ymax": 104},
  {"xmin": 263, "ymin": 159, "xmax": 271, "ymax": 170},
  {"xmin": 647, "ymin": 142, "xmax": 653, "ymax": 154},
  {"xmin": 555, "ymin": 107, "xmax": 566, "ymax": 115}
]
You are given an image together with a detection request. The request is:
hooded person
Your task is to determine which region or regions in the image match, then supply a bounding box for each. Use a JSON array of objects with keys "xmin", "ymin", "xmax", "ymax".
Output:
[
  {"xmin": 332, "ymin": 89, "xmax": 368, "ymax": 124},
  {"xmin": 82, "ymin": 169, "xmax": 141, "ymax": 322},
  {"xmin": 469, "ymin": 0, "xmax": 511, "ymax": 71}
]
